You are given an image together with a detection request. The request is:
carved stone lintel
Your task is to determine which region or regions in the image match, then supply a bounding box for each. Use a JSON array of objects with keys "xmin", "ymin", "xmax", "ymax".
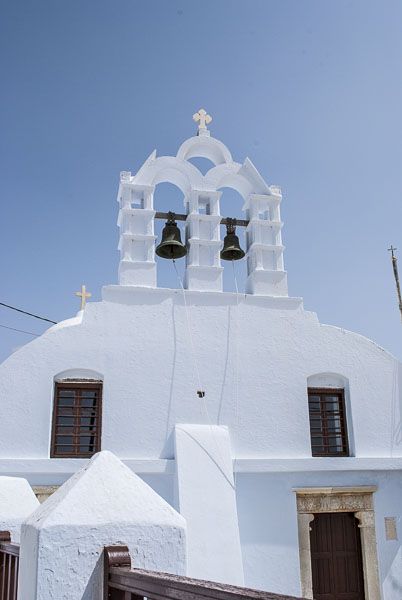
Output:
[{"xmin": 297, "ymin": 491, "xmax": 374, "ymax": 514}]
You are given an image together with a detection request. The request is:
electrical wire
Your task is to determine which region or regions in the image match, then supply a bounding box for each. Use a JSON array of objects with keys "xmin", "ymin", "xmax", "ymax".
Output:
[
  {"xmin": 0, "ymin": 302, "xmax": 57, "ymax": 324},
  {"xmin": 172, "ymin": 260, "xmax": 204, "ymax": 394},
  {"xmin": 0, "ymin": 323, "xmax": 40, "ymax": 337},
  {"xmin": 232, "ymin": 260, "xmax": 241, "ymax": 487}
]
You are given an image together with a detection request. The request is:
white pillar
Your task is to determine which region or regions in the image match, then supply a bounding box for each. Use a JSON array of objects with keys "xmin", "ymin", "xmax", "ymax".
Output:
[
  {"xmin": 245, "ymin": 189, "xmax": 288, "ymax": 296},
  {"xmin": 18, "ymin": 451, "xmax": 186, "ymax": 600},
  {"xmin": 117, "ymin": 174, "xmax": 157, "ymax": 287},
  {"xmin": 174, "ymin": 424, "xmax": 244, "ymax": 585},
  {"xmin": 184, "ymin": 191, "xmax": 223, "ymax": 292},
  {"xmin": 0, "ymin": 477, "xmax": 39, "ymax": 543}
]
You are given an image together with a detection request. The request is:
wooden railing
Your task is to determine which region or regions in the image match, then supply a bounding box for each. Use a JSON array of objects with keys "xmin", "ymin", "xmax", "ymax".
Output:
[
  {"xmin": 104, "ymin": 545, "xmax": 306, "ymax": 600},
  {"xmin": 0, "ymin": 532, "xmax": 19, "ymax": 600}
]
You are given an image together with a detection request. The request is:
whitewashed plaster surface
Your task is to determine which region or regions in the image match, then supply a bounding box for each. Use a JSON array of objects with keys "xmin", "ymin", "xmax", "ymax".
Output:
[
  {"xmin": 0, "ymin": 287, "xmax": 400, "ymax": 462},
  {"xmin": 18, "ymin": 451, "xmax": 186, "ymax": 600},
  {"xmin": 174, "ymin": 425, "xmax": 244, "ymax": 584},
  {"xmin": 0, "ymin": 476, "xmax": 39, "ymax": 542}
]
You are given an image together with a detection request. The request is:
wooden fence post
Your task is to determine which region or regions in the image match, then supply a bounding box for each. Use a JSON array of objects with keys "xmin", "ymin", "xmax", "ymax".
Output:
[{"xmin": 104, "ymin": 545, "xmax": 131, "ymax": 600}]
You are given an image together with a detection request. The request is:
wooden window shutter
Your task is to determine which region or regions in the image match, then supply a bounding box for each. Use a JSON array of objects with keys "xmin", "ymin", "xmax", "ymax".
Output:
[
  {"xmin": 51, "ymin": 382, "xmax": 102, "ymax": 458},
  {"xmin": 308, "ymin": 387, "xmax": 349, "ymax": 457}
]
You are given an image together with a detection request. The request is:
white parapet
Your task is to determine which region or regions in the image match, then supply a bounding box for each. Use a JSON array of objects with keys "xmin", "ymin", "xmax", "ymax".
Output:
[
  {"xmin": 174, "ymin": 424, "xmax": 244, "ymax": 586},
  {"xmin": 18, "ymin": 451, "xmax": 187, "ymax": 600},
  {"xmin": 0, "ymin": 476, "xmax": 39, "ymax": 542}
]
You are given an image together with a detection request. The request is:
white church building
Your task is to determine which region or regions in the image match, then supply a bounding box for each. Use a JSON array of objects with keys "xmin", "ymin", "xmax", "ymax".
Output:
[{"xmin": 0, "ymin": 110, "xmax": 401, "ymax": 600}]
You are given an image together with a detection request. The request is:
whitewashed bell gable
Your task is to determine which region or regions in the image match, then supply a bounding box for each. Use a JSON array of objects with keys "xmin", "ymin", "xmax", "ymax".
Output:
[{"xmin": 117, "ymin": 129, "xmax": 287, "ymax": 294}]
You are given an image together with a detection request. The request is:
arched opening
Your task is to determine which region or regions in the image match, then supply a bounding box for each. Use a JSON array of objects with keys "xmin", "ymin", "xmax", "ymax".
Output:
[
  {"xmin": 54, "ymin": 368, "xmax": 104, "ymax": 382},
  {"xmin": 307, "ymin": 373, "xmax": 348, "ymax": 389},
  {"xmin": 177, "ymin": 136, "xmax": 232, "ymax": 166},
  {"xmin": 187, "ymin": 156, "xmax": 216, "ymax": 175},
  {"xmin": 218, "ymin": 186, "xmax": 247, "ymax": 293},
  {"xmin": 153, "ymin": 181, "xmax": 187, "ymax": 290}
]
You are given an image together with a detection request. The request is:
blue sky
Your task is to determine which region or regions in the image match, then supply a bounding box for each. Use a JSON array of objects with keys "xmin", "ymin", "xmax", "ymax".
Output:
[{"xmin": 1, "ymin": 0, "xmax": 402, "ymax": 362}]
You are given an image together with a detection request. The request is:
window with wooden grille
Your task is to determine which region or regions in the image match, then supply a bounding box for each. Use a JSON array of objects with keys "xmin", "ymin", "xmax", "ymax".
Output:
[
  {"xmin": 308, "ymin": 388, "xmax": 349, "ymax": 457},
  {"xmin": 51, "ymin": 382, "xmax": 102, "ymax": 458}
]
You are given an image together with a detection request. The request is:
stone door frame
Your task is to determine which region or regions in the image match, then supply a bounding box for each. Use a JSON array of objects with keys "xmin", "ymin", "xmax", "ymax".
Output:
[{"xmin": 294, "ymin": 486, "xmax": 381, "ymax": 600}]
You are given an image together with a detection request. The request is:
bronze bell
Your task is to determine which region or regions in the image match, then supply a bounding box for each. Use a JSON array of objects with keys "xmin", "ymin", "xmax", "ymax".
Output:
[
  {"xmin": 155, "ymin": 212, "xmax": 187, "ymax": 260},
  {"xmin": 220, "ymin": 218, "xmax": 245, "ymax": 261}
]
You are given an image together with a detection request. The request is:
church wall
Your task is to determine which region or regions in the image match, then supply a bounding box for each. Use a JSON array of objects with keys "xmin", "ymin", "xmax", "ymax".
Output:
[
  {"xmin": 0, "ymin": 287, "xmax": 401, "ymax": 595},
  {"xmin": 0, "ymin": 288, "xmax": 400, "ymax": 461},
  {"xmin": 139, "ymin": 473, "xmax": 174, "ymax": 507}
]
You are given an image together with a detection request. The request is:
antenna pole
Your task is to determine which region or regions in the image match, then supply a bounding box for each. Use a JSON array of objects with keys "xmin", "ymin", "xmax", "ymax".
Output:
[{"xmin": 388, "ymin": 245, "xmax": 402, "ymax": 322}]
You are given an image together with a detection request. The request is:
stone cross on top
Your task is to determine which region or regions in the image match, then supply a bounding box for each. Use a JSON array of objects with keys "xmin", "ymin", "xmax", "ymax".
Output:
[
  {"xmin": 193, "ymin": 108, "xmax": 212, "ymax": 136},
  {"xmin": 75, "ymin": 284, "xmax": 91, "ymax": 310}
]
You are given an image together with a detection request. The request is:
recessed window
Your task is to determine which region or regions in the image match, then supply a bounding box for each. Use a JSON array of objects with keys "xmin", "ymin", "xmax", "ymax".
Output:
[
  {"xmin": 130, "ymin": 191, "xmax": 144, "ymax": 209},
  {"xmin": 198, "ymin": 199, "xmax": 210, "ymax": 215},
  {"xmin": 51, "ymin": 382, "xmax": 102, "ymax": 458},
  {"xmin": 308, "ymin": 388, "xmax": 349, "ymax": 456},
  {"xmin": 258, "ymin": 208, "xmax": 270, "ymax": 221}
]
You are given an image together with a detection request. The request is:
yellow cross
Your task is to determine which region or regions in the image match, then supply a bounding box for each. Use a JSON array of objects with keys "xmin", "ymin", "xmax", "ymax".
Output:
[
  {"xmin": 193, "ymin": 108, "xmax": 212, "ymax": 132},
  {"xmin": 75, "ymin": 284, "xmax": 91, "ymax": 310}
]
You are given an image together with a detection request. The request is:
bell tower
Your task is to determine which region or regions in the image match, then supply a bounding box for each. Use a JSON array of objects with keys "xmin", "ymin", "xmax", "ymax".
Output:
[{"xmin": 116, "ymin": 110, "xmax": 288, "ymax": 297}]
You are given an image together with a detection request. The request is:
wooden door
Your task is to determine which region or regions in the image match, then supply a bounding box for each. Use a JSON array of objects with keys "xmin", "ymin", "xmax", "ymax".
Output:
[{"xmin": 310, "ymin": 512, "xmax": 365, "ymax": 600}]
